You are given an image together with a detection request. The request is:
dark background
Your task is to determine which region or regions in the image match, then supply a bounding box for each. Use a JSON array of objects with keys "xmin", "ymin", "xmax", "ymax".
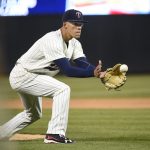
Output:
[{"xmin": 0, "ymin": 15, "xmax": 150, "ymax": 74}]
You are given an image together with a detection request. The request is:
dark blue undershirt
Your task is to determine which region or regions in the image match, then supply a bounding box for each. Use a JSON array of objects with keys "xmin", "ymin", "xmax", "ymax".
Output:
[{"xmin": 54, "ymin": 57, "xmax": 95, "ymax": 77}]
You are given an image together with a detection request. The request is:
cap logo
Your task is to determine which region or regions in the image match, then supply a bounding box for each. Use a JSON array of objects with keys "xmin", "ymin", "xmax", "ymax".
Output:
[{"xmin": 76, "ymin": 12, "xmax": 82, "ymax": 18}]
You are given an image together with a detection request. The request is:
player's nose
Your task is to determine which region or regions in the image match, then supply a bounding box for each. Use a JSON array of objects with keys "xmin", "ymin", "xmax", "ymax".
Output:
[{"xmin": 77, "ymin": 26, "xmax": 82, "ymax": 31}]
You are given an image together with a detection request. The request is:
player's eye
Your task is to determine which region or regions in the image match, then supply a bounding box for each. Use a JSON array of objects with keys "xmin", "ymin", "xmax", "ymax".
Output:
[{"xmin": 70, "ymin": 22, "xmax": 84, "ymax": 27}]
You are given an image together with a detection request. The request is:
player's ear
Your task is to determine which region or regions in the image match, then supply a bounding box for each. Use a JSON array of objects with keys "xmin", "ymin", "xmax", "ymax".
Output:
[{"xmin": 63, "ymin": 22, "xmax": 68, "ymax": 29}]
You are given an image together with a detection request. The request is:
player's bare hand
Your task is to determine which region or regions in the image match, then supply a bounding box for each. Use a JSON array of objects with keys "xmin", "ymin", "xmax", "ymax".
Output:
[
  {"xmin": 94, "ymin": 60, "xmax": 102, "ymax": 78},
  {"xmin": 99, "ymin": 71, "xmax": 106, "ymax": 78}
]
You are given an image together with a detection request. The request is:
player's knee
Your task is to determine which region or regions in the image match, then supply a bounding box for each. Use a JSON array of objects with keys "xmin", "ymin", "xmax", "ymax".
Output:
[
  {"xmin": 25, "ymin": 110, "xmax": 42, "ymax": 122},
  {"xmin": 64, "ymin": 84, "xmax": 70, "ymax": 92},
  {"xmin": 54, "ymin": 84, "xmax": 70, "ymax": 97},
  {"xmin": 33, "ymin": 111, "xmax": 42, "ymax": 120},
  {"xmin": 61, "ymin": 84, "xmax": 70, "ymax": 94}
]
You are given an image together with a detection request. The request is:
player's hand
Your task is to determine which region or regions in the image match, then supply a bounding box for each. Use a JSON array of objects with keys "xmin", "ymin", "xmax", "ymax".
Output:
[
  {"xmin": 99, "ymin": 71, "xmax": 106, "ymax": 78},
  {"xmin": 94, "ymin": 60, "xmax": 102, "ymax": 78}
]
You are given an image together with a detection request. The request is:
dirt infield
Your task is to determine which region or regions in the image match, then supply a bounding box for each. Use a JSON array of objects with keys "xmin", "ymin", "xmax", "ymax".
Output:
[
  {"xmin": 1, "ymin": 98, "xmax": 150, "ymax": 109},
  {"xmin": 9, "ymin": 134, "xmax": 44, "ymax": 141}
]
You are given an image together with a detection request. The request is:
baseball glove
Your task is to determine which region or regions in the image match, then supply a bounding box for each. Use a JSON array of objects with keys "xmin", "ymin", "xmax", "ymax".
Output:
[{"xmin": 101, "ymin": 64, "xmax": 127, "ymax": 90}]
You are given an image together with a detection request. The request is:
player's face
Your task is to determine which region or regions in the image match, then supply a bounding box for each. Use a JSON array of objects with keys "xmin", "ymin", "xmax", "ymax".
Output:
[{"xmin": 65, "ymin": 22, "xmax": 83, "ymax": 39}]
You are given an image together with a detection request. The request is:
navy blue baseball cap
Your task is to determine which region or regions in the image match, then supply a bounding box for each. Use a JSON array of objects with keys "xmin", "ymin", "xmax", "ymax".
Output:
[{"xmin": 62, "ymin": 9, "xmax": 88, "ymax": 23}]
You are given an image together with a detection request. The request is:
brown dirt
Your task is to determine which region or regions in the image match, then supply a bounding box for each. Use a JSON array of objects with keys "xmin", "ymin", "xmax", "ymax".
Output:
[
  {"xmin": 1, "ymin": 98, "xmax": 150, "ymax": 109},
  {"xmin": 9, "ymin": 134, "xmax": 44, "ymax": 141},
  {"xmin": 2, "ymin": 97, "xmax": 150, "ymax": 141}
]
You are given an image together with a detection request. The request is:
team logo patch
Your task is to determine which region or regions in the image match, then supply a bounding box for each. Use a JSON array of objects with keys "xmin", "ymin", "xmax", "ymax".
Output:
[{"xmin": 76, "ymin": 12, "xmax": 82, "ymax": 18}]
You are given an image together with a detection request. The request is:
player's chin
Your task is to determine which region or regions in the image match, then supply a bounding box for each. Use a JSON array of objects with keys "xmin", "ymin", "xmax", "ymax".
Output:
[{"xmin": 74, "ymin": 34, "xmax": 81, "ymax": 39}]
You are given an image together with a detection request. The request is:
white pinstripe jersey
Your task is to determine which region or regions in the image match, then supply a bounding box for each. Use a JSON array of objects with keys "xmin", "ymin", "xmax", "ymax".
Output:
[{"xmin": 17, "ymin": 29, "xmax": 85, "ymax": 76}]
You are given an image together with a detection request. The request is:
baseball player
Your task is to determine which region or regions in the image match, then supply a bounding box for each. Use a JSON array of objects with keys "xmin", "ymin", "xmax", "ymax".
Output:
[{"xmin": 0, "ymin": 9, "xmax": 105, "ymax": 144}]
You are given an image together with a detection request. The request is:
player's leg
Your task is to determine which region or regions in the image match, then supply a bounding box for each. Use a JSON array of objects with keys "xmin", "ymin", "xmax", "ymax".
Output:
[
  {"xmin": 15, "ymin": 75, "xmax": 71, "ymax": 136},
  {"xmin": 46, "ymin": 80, "xmax": 70, "ymax": 136},
  {"xmin": 0, "ymin": 94, "xmax": 42, "ymax": 139}
]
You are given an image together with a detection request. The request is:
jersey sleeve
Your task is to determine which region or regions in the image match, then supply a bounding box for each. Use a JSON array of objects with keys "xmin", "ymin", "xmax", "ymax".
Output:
[
  {"xmin": 41, "ymin": 33, "xmax": 66, "ymax": 61},
  {"xmin": 71, "ymin": 39, "xmax": 86, "ymax": 60}
]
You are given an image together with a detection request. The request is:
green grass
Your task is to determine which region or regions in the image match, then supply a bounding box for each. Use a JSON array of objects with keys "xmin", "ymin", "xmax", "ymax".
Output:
[
  {"xmin": 0, "ymin": 74, "xmax": 150, "ymax": 100},
  {"xmin": 0, "ymin": 74, "xmax": 150, "ymax": 149},
  {"xmin": 1, "ymin": 109, "xmax": 150, "ymax": 150}
]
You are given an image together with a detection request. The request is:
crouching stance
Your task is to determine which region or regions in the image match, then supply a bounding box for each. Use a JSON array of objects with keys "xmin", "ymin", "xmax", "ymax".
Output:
[{"xmin": 0, "ymin": 9, "xmax": 105, "ymax": 144}]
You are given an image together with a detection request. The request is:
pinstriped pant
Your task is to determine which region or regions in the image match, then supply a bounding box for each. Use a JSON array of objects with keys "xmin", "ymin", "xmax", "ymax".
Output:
[{"xmin": 0, "ymin": 64, "xmax": 70, "ymax": 139}]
